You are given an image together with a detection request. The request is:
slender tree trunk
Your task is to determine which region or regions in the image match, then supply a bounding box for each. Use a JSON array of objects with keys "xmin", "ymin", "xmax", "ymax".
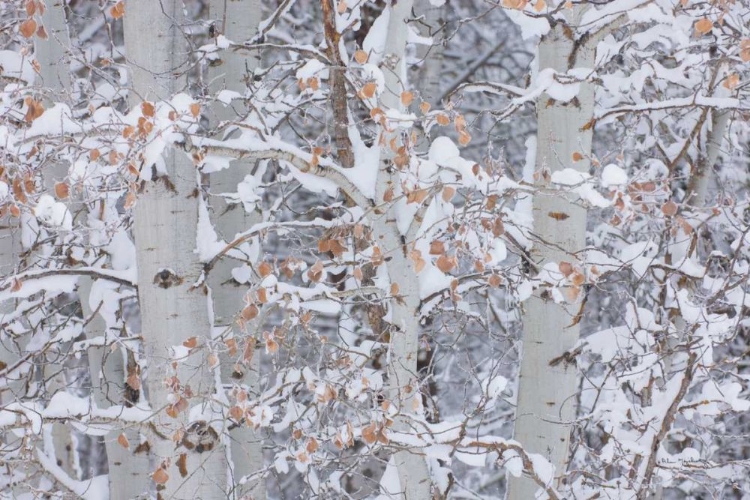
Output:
[
  {"xmin": 80, "ymin": 276, "xmax": 150, "ymax": 499},
  {"xmin": 373, "ymin": 1, "xmax": 432, "ymax": 497},
  {"xmin": 35, "ymin": 0, "xmax": 78, "ymax": 479},
  {"xmin": 415, "ymin": 0, "xmax": 445, "ymax": 107},
  {"xmin": 507, "ymin": 13, "xmax": 596, "ymax": 499},
  {"xmin": 35, "ymin": 0, "xmax": 71, "ymax": 95},
  {"xmin": 124, "ymin": 2, "xmax": 227, "ymax": 498},
  {"xmin": 206, "ymin": 1, "xmax": 265, "ymax": 498}
]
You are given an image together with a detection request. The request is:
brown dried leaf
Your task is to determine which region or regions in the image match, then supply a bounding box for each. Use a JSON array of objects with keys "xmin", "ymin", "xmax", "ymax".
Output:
[
  {"xmin": 308, "ymin": 260, "xmax": 324, "ymax": 282},
  {"xmin": 306, "ymin": 437, "xmax": 319, "ymax": 453},
  {"xmin": 362, "ymin": 423, "xmax": 377, "ymax": 444},
  {"xmin": 111, "ymin": 1, "xmax": 125, "ymax": 19},
  {"xmin": 54, "ymin": 182, "xmax": 69, "ymax": 200},
  {"xmin": 141, "ymin": 101, "xmax": 155, "ymax": 117},
  {"xmin": 354, "ymin": 49, "xmax": 368, "ymax": 64},
  {"xmin": 258, "ymin": 261, "xmax": 273, "ymax": 278},
  {"xmin": 241, "ymin": 304, "xmax": 259, "ymax": 321},
  {"xmin": 488, "ymin": 274, "xmax": 502, "ymax": 288},
  {"xmin": 362, "ymin": 82, "xmax": 377, "ymax": 99},
  {"xmin": 436, "ymin": 254, "xmax": 456, "ymax": 273},
  {"xmin": 117, "ymin": 433, "xmax": 130, "ymax": 449},
  {"xmin": 183, "ymin": 337, "xmax": 198, "ymax": 349},
  {"xmin": 694, "ymin": 18, "xmax": 713, "ymax": 35},
  {"xmin": 429, "ymin": 240, "xmax": 445, "ymax": 255},
  {"xmin": 661, "ymin": 200, "xmax": 678, "ymax": 217},
  {"xmin": 153, "ymin": 468, "xmax": 169, "ymax": 485},
  {"xmin": 20, "ymin": 18, "xmax": 37, "ymax": 39},
  {"xmin": 176, "ymin": 454, "xmax": 188, "ymax": 478},
  {"xmin": 559, "ymin": 261, "xmax": 573, "ymax": 277},
  {"xmin": 442, "ymin": 186, "xmax": 456, "ymax": 202}
]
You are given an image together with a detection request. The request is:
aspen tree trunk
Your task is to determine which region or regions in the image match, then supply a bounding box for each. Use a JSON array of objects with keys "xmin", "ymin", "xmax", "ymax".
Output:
[
  {"xmin": 372, "ymin": 0, "xmax": 432, "ymax": 497},
  {"xmin": 35, "ymin": 0, "xmax": 78, "ymax": 479},
  {"xmin": 507, "ymin": 12, "xmax": 596, "ymax": 499},
  {"xmin": 206, "ymin": 1, "xmax": 265, "ymax": 498},
  {"xmin": 80, "ymin": 276, "xmax": 150, "ymax": 499},
  {"xmin": 0, "ymin": 223, "xmax": 22, "ymax": 403},
  {"xmin": 124, "ymin": 2, "xmax": 227, "ymax": 498},
  {"xmin": 35, "ymin": 0, "xmax": 71, "ymax": 95},
  {"xmin": 415, "ymin": 0, "xmax": 445, "ymax": 107}
]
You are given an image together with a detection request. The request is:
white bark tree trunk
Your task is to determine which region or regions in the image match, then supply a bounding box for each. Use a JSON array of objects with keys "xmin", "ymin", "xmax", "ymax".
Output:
[
  {"xmin": 35, "ymin": 0, "xmax": 71, "ymax": 96},
  {"xmin": 373, "ymin": 1, "xmax": 432, "ymax": 497},
  {"xmin": 35, "ymin": 0, "xmax": 78, "ymax": 479},
  {"xmin": 79, "ymin": 276, "xmax": 150, "ymax": 499},
  {"xmin": 507, "ymin": 12, "xmax": 596, "ymax": 500},
  {"xmin": 124, "ymin": 2, "xmax": 228, "ymax": 498},
  {"xmin": 206, "ymin": 1, "xmax": 265, "ymax": 498}
]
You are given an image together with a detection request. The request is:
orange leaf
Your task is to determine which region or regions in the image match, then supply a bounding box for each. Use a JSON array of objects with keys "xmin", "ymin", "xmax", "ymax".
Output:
[
  {"xmin": 559, "ymin": 261, "xmax": 573, "ymax": 277},
  {"xmin": 117, "ymin": 433, "xmax": 130, "ymax": 449},
  {"xmin": 436, "ymin": 113, "xmax": 450, "ymax": 126},
  {"xmin": 153, "ymin": 468, "xmax": 169, "ymax": 485},
  {"xmin": 54, "ymin": 182, "xmax": 69, "ymax": 200},
  {"xmin": 401, "ymin": 91, "xmax": 414, "ymax": 106},
  {"xmin": 241, "ymin": 304, "xmax": 259, "ymax": 321},
  {"xmin": 25, "ymin": 0, "xmax": 36, "ymax": 16},
  {"xmin": 741, "ymin": 40, "xmax": 750, "ymax": 62},
  {"xmin": 183, "ymin": 337, "xmax": 198, "ymax": 349},
  {"xmin": 436, "ymin": 254, "xmax": 456, "ymax": 273},
  {"xmin": 362, "ymin": 82, "xmax": 377, "ymax": 99},
  {"xmin": 190, "ymin": 103, "xmax": 201, "ymax": 118},
  {"xmin": 572, "ymin": 152, "xmax": 584, "ymax": 162},
  {"xmin": 141, "ymin": 101, "xmax": 155, "ymax": 117},
  {"xmin": 20, "ymin": 18, "xmax": 36, "ymax": 38},
  {"xmin": 442, "ymin": 186, "xmax": 456, "ymax": 202},
  {"xmin": 488, "ymin": 274, "xmax": 502, "ymax": 288},
  {"xmin": 207, "ymin": 353, "xmax": 219, "ymax": 369},
  {"xmin": 429, "ymin": 240, "xmax": 445, "ymax": 255},
  {"xmin": 661, "ymin": 200, "xmax": 678, "ymax": 217},
  {"xmin": 458, "ymin": 130, "xmax": 471, "ymax": 146},
  {"xmin": 111, "ymin": 1, "xmax": 125, "ymax": 19},
  {"xmin": 420, "ymin": 101, "xmax": 431, "ymax": 114},
  {"xmin": 694, "ymin": 18, "xmax": 713, "ymax": 35},
  {"xmin": 354, "ymin": 50, "xmax": 368, "ymax": 64},
  {"xmin": 258, "ymin": 261, "xmax": 273, "ymax": 278}
]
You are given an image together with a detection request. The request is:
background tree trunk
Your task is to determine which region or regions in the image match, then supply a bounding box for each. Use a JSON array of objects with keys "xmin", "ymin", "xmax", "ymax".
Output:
[{"xmin": 206, "ymin": 1, "xmax": 266, "ymax": 498}]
